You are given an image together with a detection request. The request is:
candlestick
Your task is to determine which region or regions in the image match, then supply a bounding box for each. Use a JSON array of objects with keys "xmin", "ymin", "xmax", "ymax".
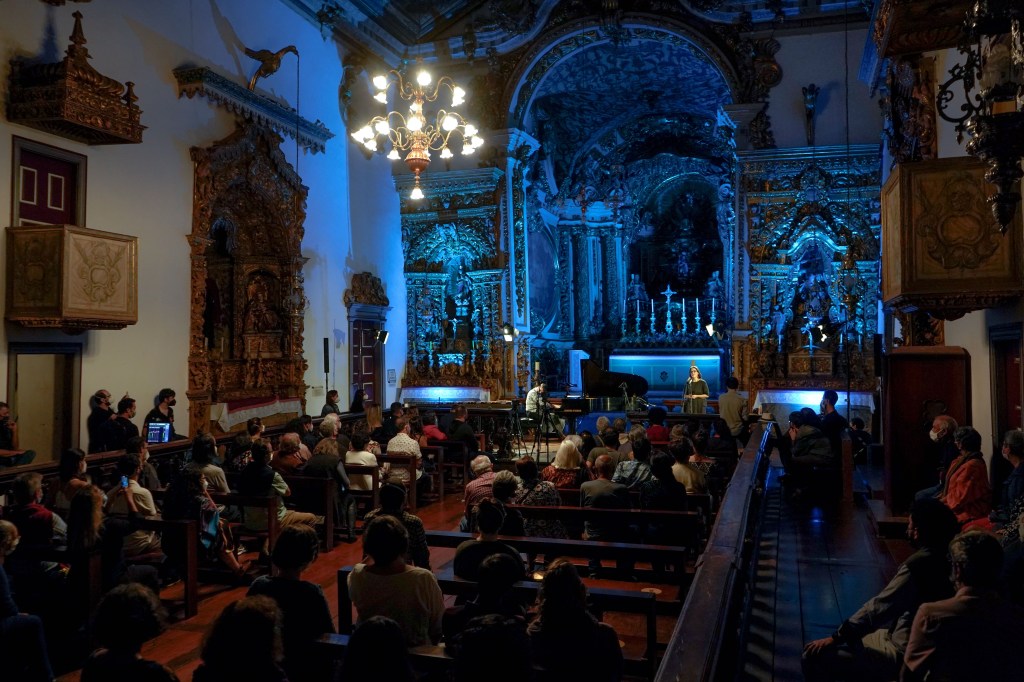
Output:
[
  {"xmin": 650, "ymin": 299, "xmax": 655, "ymax": 314},
  {"xmin": 712, "ymin": 297, "xmax": 716, "ymax": 313},
  {"xmin": 636, "ymin": 300, "xmax": 639, "ymax": 317},
  {"xmin": 534, "ymin": 361, "xmax": 540, "ymax": 373}
]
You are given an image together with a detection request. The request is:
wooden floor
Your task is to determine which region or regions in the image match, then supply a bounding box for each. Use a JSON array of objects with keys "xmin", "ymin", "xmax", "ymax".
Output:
[{"xmin": 57, "ymin": 451, "xmax": 905, "ymax": 682}]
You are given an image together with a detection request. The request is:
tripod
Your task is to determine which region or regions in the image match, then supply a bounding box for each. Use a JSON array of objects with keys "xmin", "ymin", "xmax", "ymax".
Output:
[
  {"xmin": 504, "ymin": 400, "xmax": 528, "ymax": 458},
  {"xmin": 529, "ymin": 402, "xmax": 556, "ymax": 464}
]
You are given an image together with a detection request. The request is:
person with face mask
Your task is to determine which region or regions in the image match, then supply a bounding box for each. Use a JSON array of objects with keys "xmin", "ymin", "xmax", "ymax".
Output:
[
  {"xmin": 802, "ymin": 498, "xmax": 959, "ymax": 681},
  {"xmin": 915, "ymin": 415, "xmax": 961, "ymax": 502},
  {"xmin": 143, "ymin": 388, "xmax": 182, "ymax": 441}
]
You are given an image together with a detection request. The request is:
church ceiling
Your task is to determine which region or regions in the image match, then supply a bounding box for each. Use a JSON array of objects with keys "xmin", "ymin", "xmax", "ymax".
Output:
[{"xmin": 528, "ymin": 38, "xmax": 732, "ymax": 187}]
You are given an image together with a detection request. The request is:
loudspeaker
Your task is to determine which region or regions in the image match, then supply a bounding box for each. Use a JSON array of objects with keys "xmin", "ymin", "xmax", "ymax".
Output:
[
  {"xmin": 323, "ymin": 337, "xmax": 330, "ymax": 373},
  {"xmin": 874, "ymin": 334, "xmax": 882, "ymax": 377}
]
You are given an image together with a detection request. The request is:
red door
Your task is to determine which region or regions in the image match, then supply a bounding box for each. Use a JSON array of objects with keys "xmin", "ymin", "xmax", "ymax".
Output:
[
  {"xmin": 350, "ymin": 320, "xmax": 381, "ymax": 403},
  {"xmin": 18, "ymin": 148, "xmax": 79, "ymax": 225}
]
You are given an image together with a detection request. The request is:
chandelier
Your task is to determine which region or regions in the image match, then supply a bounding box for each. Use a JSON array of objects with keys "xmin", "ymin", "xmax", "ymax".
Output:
[
  {"xmin": 936, "ymin": 1, "xmax": 1024, "ymax": 231},
  {"xmin": 350, "ymin": 64, "xmax": 483, "ymax": 200}
]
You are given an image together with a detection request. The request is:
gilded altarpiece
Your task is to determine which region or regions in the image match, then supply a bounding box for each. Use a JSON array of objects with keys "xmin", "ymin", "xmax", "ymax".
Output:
[
  {"xmin": 737, "ymin": 146, "xmax": 881, "ymax": 393},
  {"xmin": 187, "ymin": 124, "xmax": 309, "ymax": 435},
  {"xmin": 397, "ymin": 168, "xmax": 513, "ymax": 398}
]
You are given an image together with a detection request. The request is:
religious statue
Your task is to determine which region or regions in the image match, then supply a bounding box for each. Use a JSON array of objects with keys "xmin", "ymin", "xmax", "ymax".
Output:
[
  {"xmin": 802, "ymin": 83, "xmax": 820, "ymax": 146},
  {"xmin": 626, "ymin": 273, "xmax": 649, "ymax": 304},
  {"xmin": 244, "ymin": 275, "xmax": 280, "ymax": 333},
  {"xmin": 453, "ymin": 264, "xmax": 472, "ymax": 308},
  {"xmin": 769, "ymin": 305, "xmax": 787, "ymax": 349},
  {"xmin": 704, "ymin": 270, "xmax": 724, "ymax": 300}
]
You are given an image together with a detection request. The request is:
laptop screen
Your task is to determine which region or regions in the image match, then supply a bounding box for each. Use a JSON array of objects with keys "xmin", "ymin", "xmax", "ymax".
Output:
[{"xmin": 146, "ymin": 422, "xmax": 171, "ymax": 444}]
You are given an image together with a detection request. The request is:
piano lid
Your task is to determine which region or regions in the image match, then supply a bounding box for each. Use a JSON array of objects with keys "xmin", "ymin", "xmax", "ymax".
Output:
[{"xmin": 581, "ymin": 359, "xmax": 648, "ymax": 398}]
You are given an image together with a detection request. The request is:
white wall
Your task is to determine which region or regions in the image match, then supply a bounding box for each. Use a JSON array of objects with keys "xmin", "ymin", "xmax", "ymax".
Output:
[
  {"xmin": 770, "ymin": 27, "xmax": 882, "ymax": 148},
  {"xmin": 0, "ymin": 0, "xmax": 407, "ymax": 448}
]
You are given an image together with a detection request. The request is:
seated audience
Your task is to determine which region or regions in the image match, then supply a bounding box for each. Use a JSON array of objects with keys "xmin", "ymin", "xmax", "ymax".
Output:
[
  {"xmin": 225, "ymin": 432, "xmax": 254, "ymax": 472},
  {"xmin": 617, "ymin": 423, "xmax": 645, "ymax": 458},
  {"xmin": 190, "ymin": 432, "xmax": 229, "ymax": 493},
  {"xmin": 248, "ymin": 525, "xmax": 334, "ymax": 682},
  {"xmin": 447, "ymin": 404, "xmax": 479, "ymax": 455},
  {"xmin": 969, "ymin": 429, "xmax": 1024, "ymax": 531},
  {"xmin": 802, "ymin": 498, "xmax": 959, "ymax": 681},
  {"xmin": 161, "ymin": 464, "xmax": 249, "ymax": 576},
  {"xmin": 239, "ymin": 442, "xmax": 320, "ymax": 532},
  {"xmin": 81, "ymin": 583, "xmax": 177, "ymax": 682},
  {"xmin": 337, "ymin": 616, "xmax": 416, "ymax": 682},
  {"xmin": 51, "ymin": 447, "xmax": 91, "ymax": 517},
  {"xmin": 527, "ymin": 558, "xmax": 624, "ymax": 681},
  {"xmin": 452, "ymin": 614, "xmax": 534, "ymax": 682},
  {"xmin": 513, "ymin": 455, "xmax": 568, "ymax": 539},
  {"xmin": 298, "ymin": 414, "xmax": 318, "ymax": 452},
  {"xmin": 460, "ymin": 455, "xmax": 496, "ymax": 531},
  {"xmin": 779, "ymin": 409, "xmax": 835, "ymax": 493},
  {"xmin": 612, "ymin": 417, "xmax": 628, "ymax": 445},
  {"xmin": 125, "ymin": 437, "xmax": 161, "ymax": 490},
  {"xmin": 646, "ymin": 406, "xmax": 670, "ymax": 442},
  {"xmin": 7, "ymin": 472, "xmax": 66, "ymax": 550},
  {"xmin": 454, "ymin": 499, "xmax": 525, "ymax": 582},
  {"xmin": 0, "ymin": 401, "xmax": 35, "ymax": 466},
  {"xmin": 669, "ymin": 440, "xmax": 708, "ymax": 494},
  {"xmin": 420, "ymin": 410, "xmax": 446, "ymax": 442},
  {"xmin": 344, "ymin": 430, "xmax": 380, "ymax": 491},
  {"xmin": 386, "ymin": 417, "xmax": 429, "ymax": 499},
  {"xmin": 578, "ymin": 430, "xmax": 597, "ymax": 460},
  {"xmin": 270, "ymin": 432, "xmax": 304, "ymax": 475},
  {"xmin": 612, "ymin": 435, "xmax": 654, "ymax": 488},
  {"xmin": 848, "ymin": 417, "xmax": 873, "ymax": 462},
  {"xmin": 939, "ymin": 427, "xmax": 991, "ymax": 525},
  {"xmin": 581, "ymin": 455, "xmax": 632, "ymax": 575},
  {"xmin": 106, "ymin": 453, "xmax": 162, "ymax": 557},
  {"xmin": 364, "ymin": 483, "xmax": 431, "ymax": 569},
  {"xmin": 542, "ymin": 439, "xmax": 592, "ymax": 488},
  {"xmin": 705, "ymin": 417, "xmax": 740, "ymax": 460},
  {"xmin": 902, "ymin": 532, "xmax": 1024, "ymax": 681},
  {"xmin": 916, "ymin": 415, "xmax": 961, "ymax": 502},
  {"xmin": 491, "ymin": 470, "xmax": 526, "ymax": 536},
  {"xmin": 302, "ymin": 436, "xmax": 356, "ymax": 542},
  {"xmin": 640, "ymin": 451, "xmax": 689, "ymax": 540},
  {"xmin": 364, "ymin": 400, "xmax": 386, "ymax": 443},
  {"xmin": 347, "ymin": 515, "xmax": 444, "ymax": 646},
  {"xmin": 193, "ymin": 595, "xmax": 288, "ymax": 682},
  {"xmin": 86, "ymin": 389, "xmax": 115, "ymax": 454},
  {"xmin": 350, "ymin": 387, "xmax": 366, "ymax": 413},
  {"xmin": 0, "ymin": 520, "xmax": 54, "ymax": 682},
  {"xmin": 443, "ymin": 552, "xmax": 528, "ymax": 641},
  {"xmin": 587, "ymin": 428, "xmax": 629, "ymax": 469}
]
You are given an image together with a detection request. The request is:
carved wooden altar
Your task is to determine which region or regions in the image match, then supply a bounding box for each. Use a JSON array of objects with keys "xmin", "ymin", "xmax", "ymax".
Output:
[{"xmin": 186, "ymin": 123, "xmax": 308, "ymax": 435}]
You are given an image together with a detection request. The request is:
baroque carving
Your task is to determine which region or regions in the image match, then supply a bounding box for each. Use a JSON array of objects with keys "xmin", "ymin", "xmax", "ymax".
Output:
[
  {"xmin": 188, "ymin": 123, "xmax": 309, "ymax": 435},
  {"xmin": 872, "ymin": 0, "xmax": 969, "ymax": 58},
  {"xmin": 344, "ymin": 273, "xmax": 389, "ymax": 308},
  {"xmin": 7, "ymin": 12, "xmax": 145, "ymax": 145},
  {"xmin": 882, "ymin": 57, "xmax": 937, "ymax": 166},
  {"xmin": 749, "ymin": 107, "xmax": 777, "ymax": 150},
  {"xmin": 893, "ymin": 311, "xmax": 945, "ymax": 346}
]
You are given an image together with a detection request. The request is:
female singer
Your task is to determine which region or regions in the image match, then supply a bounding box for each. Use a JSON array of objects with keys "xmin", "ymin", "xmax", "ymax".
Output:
[{"xmin": 682, "ymin": 366, "xmax": 709, "ymax": 414}]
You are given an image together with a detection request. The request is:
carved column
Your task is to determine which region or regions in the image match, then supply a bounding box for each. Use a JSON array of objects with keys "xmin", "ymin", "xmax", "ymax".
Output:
[
  {"xmin": 571, "ymin": 224, "xmax": 592, "ymax": 340},
  {"xmin": 186, "ymin": 234, "xmax": 213, "ymax": 437},
  {"xmin": 557, "ymin": 224, "xmax": 573, "ymax": 339},
  {"xmin": 493, "ymin": 129, "xmax": 540, "ymax": 332},
  {"xmin": 600, "ymin": 225, "xmax": 623, "ymax": 337}
]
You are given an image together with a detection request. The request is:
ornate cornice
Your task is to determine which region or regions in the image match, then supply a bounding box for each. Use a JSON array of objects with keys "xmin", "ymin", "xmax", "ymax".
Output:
[
  {"xmin": 173, "ymin": 66, "xmax": 334, "ymax": 154},
  {"xmin": 872, "ymin": 0, "xmax": 968, "ymax": 58},
  {"xmin": 344, "ymin": 272, "xmax": 390, "ymax": 307},
  {"xmin": 395, "ymin": 167, "xmax": 505, "ymax": 214}
]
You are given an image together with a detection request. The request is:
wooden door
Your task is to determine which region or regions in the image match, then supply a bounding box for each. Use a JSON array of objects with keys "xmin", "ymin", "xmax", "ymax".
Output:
[
  {"xmin": 350, "ymin": 320, "xmax": 380, "ymax": 403},
  {"xmin": 16, "ymin": 147, "xmax": 80, "ymax": 225}
]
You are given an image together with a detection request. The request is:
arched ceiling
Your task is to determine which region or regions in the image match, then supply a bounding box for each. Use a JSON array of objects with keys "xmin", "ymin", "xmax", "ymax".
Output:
[{"xmin": 526, "ymin": 37, "xmax": 732, "ymax": 188}]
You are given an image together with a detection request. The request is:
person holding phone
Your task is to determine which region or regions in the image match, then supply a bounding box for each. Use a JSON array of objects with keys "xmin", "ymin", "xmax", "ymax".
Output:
[
  {"xmin": 106, "ymin": 453, "xmax": 162, "ymax": 557},
  {"xmin": 0, "ymin": 402, "xmax": 35, "ymax": 467}
]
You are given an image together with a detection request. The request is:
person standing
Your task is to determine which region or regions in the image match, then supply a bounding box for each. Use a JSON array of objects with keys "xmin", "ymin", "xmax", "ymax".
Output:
[
  {"xmin": 717, "ymin": 377, "xmax": 748, "ymax": 442},
  {"xmin": 321, "ymin": 389, "xmax": 342, "ymax": 417},
  {"xmin": 819, "ymin": 390, "xmax": 849, "ymax": 458},
  {"xmin": 0, "ymin": 402, "xmax": 34, "ymax": 467},
  {"xmin": 143, "ymin": 388, "xmax": 180, "ymax": 441},
  {"xmin": 98, "ymin": 396, "xmax": 140, "ymax": 453},
  {"xmin": 682, "ymin": 366, "xmax": 709, "ymax": 415},
  {"xmin": 87, "ymin": 390, "xmax": 115, "ymax": 454}
]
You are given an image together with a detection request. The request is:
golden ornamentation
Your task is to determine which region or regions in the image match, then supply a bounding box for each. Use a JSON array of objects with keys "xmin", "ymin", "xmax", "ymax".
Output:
[
  {"xmin": 343, "ymin": 273, "xmax": 390, "ymax": 308},
  {"xmin": 7, "ymin": 12, "xmax": 144, "ymax": 145}
]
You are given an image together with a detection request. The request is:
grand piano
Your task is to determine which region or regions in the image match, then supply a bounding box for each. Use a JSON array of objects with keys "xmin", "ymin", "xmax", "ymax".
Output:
[{"xmin": 557, "ymin": 359, "xmax": 649, "ymax": 429}]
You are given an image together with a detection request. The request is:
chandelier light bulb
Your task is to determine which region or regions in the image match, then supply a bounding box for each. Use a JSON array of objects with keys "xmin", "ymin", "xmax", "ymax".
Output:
[
  {"xmin": 462, "ymin": 144, "xmax": 475, "ymax": 155},
  {"xmin": 364, "ymin": 139, "xmax": 377, "ymax": 151},
  {"xmin": 471, "ymin": 135, "xmax": 484, "ymax": 148},
  {"xmin": 374, "ymin": 120, "xmax": 390, "ymax": 135},
  {"xmin": 464, "ymin": 124, "xmax": 478, "ymax": 136},
  {"xmin": 373, "ymin": 92, "xmax": 387, "ymax": 104},
  {"xmin": 410, "ymin": 186, "xmax": 424, "ymax": 200},
  {"xmin": 408, "ymin": 115, "xmax": 423, "ymax": 132},
  {"xmin": 452, "ymin": 86, "xmax": 466, "ymax": 106},
  {"xmin": 440, "ymin": 147, "xmax": 453, "ymax": 159},
  {"xmin": 358, "ymin": 126, "xmax": 373, "ymax": 140},
  {"xmin": 372, "ymin": 75, "xmax": 388, "ymax": 90},
  {"xmin": 442, "ymin": 114, "xmax": 459, "ymax": 131},
  {"xmin": 387, "ymin": 148, "xmax": 400, "ymax": 160},
  {"xmin": 417, "ymin": 70, "xmax": 432, "ymax": 86},
  {"xmin": 409, "ymin": 100, "xmax": 422, "ymax": 113}
]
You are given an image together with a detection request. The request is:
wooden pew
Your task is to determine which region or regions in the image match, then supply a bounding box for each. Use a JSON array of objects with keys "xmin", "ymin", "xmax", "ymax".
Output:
[
  {"xmin": 506, "ymin": 505, "xmax": 702, "ymax": 551},
  {"xmin": 427, "ymin": 438, "xmax": 468, "ymax": 493},
  {"xmin": 376, "ymin": 453, "xmax": 419, "ymax": 511},
  {"xmin": 344, "ymin": 463, "xmax": 380, "ymax": 514},
  {"xmin": 152, "ymin": 488, "xmax": 280, "ymax": 562},
  {"xmin": 424, "ymin": 530, "xmax": 691, "ymax": 584},
  {"xmin": 136, "ymin": 517, "xmax": 199, "ymax": 618},
  {"xmin": 281, "ymin": 475, "xmax": 337, "ymax": 549}
]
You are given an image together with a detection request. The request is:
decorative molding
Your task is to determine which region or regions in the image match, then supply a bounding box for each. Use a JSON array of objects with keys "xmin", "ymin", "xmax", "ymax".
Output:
[
  {"xmin": 344, "ymin": 272, "xmax": 390, "ymax": 307},
  {"xmin": 872, "ymin": 0, "xmax": 968, "ymax": 58},
  {"xmin": 173, "ymin": 66, "xmax": 334, "ymax": 154},
  {"xmin": 7, "ymin": 12, "xmax": 144, "ymax": 145}
]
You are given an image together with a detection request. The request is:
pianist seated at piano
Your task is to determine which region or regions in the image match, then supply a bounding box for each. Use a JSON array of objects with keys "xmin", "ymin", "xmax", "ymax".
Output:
[{"xmin": 525, "ymin": 381, "xmax": 565, "ymax": 436}]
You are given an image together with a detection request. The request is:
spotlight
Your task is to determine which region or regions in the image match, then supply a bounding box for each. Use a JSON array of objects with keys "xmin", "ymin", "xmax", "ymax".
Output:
[
  {"xmin": 375, "ymin": 329, "xmax": 389, "ymax": 345},
  {"xmin": 501, "ymin": 323, "xmax": 518, "ymax": 342},
  {"xmin": 705, "ymin": 323, "xmax": 715, "ymax": 337}
]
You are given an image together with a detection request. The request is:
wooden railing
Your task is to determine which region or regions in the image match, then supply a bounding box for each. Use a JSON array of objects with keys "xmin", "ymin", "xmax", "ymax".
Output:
[{"xmin": 654, "ymin": 422, "xmax": 775, "ymax": 682}]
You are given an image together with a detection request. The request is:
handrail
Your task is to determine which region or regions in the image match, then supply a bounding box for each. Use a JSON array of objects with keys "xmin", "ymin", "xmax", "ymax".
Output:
[{"xmin": 654, "ymin": 423, "xmax": 774, "ymax": 682}]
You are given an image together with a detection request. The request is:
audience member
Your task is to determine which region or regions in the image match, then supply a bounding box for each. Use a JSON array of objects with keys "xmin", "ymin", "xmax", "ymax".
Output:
[
  {"xmin": 298, "ymin": 414, "xmax": 318, "ymax": 452},
  {"xmin": 239, "ymin": 442, "xmax": 320, "ymax": 532},
  {"xmin": 246, "ymin": 416, "xmax": 265, "ymax": 443},
  {"xmin": 190, "ymin": 432, "xmax": 229, "ymax": 493},
  {"xmin": 443, "ymin": 552, "xmax": 527, "ymax": 641},
  {"xmin": 580, "ymin": 455, "xmax": 631, "ymax": 575},
  {"xmin": 303, "ymin": 436, "xmax": 357, "ymax": 542},
  {"xmin": 81, "ymin": 583, "xmax": 177, "ymax": 682},
  {"xmin": 578, "ymin": 430, "xmax": 598, "ymax": 460},
  {"xmin": 143, "ymin": 388, "xmax": 180, "ymax": 441},
  {"xmin": 363, "ymin": 483, "xmax": 431, "ymax": 569},
  {"xmin": 595, "ymin": 415, "xmax": 611, "ymax": 434},
  {"xmin": 364, "ymin": 400, "xmax": 386, "ymax": 443},
  {"xmin": 321, "ymin": 389, "xmax": 342, "ymax": 417},
  {"xmin": 344, "ymin": 430, "xmax": 380, "ymax": 492},
  {"xmin": 617, "ymin": 423, "xmax": 645, "ymax": 458},
  {"xmin": 387, "ymin": 416, "xmax": 432, "ymax": 502},
  {"xmin": 587, "ymin": 428, "xmax": 628, "ymax": 468},
  {"xmin": 52, "ymin": 447, "xmax": 91, "ymax": 517},
  {"xmin": 802, "ymin": 498, "xmax": 959, "ymax": 681},
  {"xmin": 125, "ymin": 437, "xmax": 162, "ymax": 490},
  {"xmin": 612, "ymin": 417, "xmax": 628, "ymax": 445},
  {"xmin": 460, "ymin": 455, "xmax": 496, "ymax": 531},
  {"xmin": 939, "ymin": 427, "xmax": 991, "ymax": 525},
  {"xmin": 973, "ymin": 429, "xmax": 1024, "ymax": 530},
  {"xmin": 420, "ymin": 410, "xmax": 446, "ymax": 442},
  {"xmin": 640, "ymin": 451, "xmax": 689, "ymax": 542},
  {"xmin": 0, "ymin": 401, "xmax": 35, "ymax": 466},
  {"xmin": 161, "ymin": 465, "xmax": 248, "ymax": 576},
  {"xmin": 492, "ymin": 470, "xmax": 525, "ymax": 536},
  {"xmin": 541, "ymin": 439, "xmax": 591, "ymax": 488},
  {"xmin": 106, "ymin": 453, "xmax": 162, "ymax": 556},
  {"xmin": 915, "ymin": 415, "xmax": 960, "ymax": 501},
  {"xmin": 849, "ymin": 417, "xmax": 873, "ymax": 462},
  {"xmin": 448, "ymin": 404, "xmax": 479, "ymax": 455},
  {"xmin": 718, "ymin": 376, "xmax": 748, "ymax": 442},
  {"xmin": 514, "ymin": 455, "xmax": 568, "ymax": 540},
  {"xmin": 283, "ymin": 419, "xmax": 313, "ymax": 462},
  {"xmin": 224, "ymin": 432, "xmax": 254, "ymax": 472},
  {"xmin": 7, "ymin": 472, "xmax": 66, "ymax": 549},
  {"xmin": 452, "ymin": 614, "xmax": 534, "ymax": 682},
  {"xmin": 612, "ymin": 435, "xmax": 654, "ymax": 488},
  {"xmin": 247, "ymin": 525, "xmax": 334, "ymax": 682},
  {"xmin": 0, "ymin": 520, "xmax": 54, "ymax": 682},
  {"xmin": 706, "ymin": 417, "xmax": 740, "ymax": 461},
  {"xmin": 193, "ymin": 595, "xmax": 287, "ymax": 682},
  {"xmin": 98, "ymin": 396, "xmax": 139, "ymax": 453},
  {"xmin": 902, "ymin": 532, "xmax": 1024, "ymax": 681},
  {"xmin": 382, "ymin": 401, "xmax": 405, "ymax": 441},
  {"xmin": 819, "ymin": 389, "xmax": 848, "ymax": 457},
  {"xmin": 270, "ymin": 432, "xmax": 304, "ymax": 475},
  {"xmin": 86, "ymin": 389, "xmax": 115, "ymax": 454},
  {"xmin": 347, "ymin": 515, "xmax": 444, "ymax": 646},
  {"xmin": 337, "ymin": 616, "xmax": 416, "ymax": 682},
  {"xmin": 646, "ymin": 406, "xmax": 670, "ymax": 442},
  {"xmin": 454, "ymin": 499, "xmax": 525, "ymax": 581},
  {"xmin": 350, "ymin": 387, "xmax": 366, "ymax": 413},
  {"xmin": 318, "ymin": 413, "xmax": 339, "ymax": 444},
  {"xmin": 779, "ymin": 409, "xmax": 834, "ymax": 494},
  {"xmin": 669, "ymin": 440, "xmax": 708, "ymax": 494},
  {"xmin": 527, "ymin": 558, "xmax": 624, "ymax": 681}
]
